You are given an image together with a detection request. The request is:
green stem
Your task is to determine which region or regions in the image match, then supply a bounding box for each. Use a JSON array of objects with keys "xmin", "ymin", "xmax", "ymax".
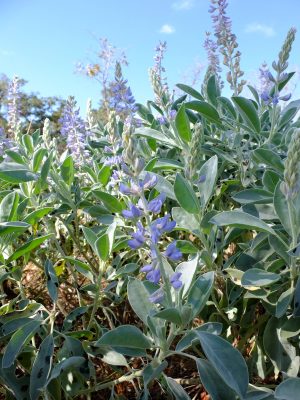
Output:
[
  {"xmin": 287, "ymin": 198, "xmax": 298, "ymax": 281},
  {"xmin": 57, "ymin": 215, "xmax": 98, "ymax": 273},
  {"xmin": 87, "ymin": 262, "xmax": 103, "ymax": 330},
  {"xmin": 76, "ymin": 370, "xmax": 144, "ymax": 395},
  {"xmin": 211, "ymin": 290, "xmax": 231, "ymax": 325},
  {"xmin": 267, "ymin": 105, "xmax": 278, "ymax": 143}
]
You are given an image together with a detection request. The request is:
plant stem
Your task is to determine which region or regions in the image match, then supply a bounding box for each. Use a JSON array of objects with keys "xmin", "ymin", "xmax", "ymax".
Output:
[
  {"xmin": 287, "ymin": 198, "xmax": 298, "ymax": 281},
  {"xmin": 76, "ymin": 370, "xmax": 144, "ymax": 395},
  {"xmin": 87, "ymin": 261, "xmax": 103, "ymax": 330}
]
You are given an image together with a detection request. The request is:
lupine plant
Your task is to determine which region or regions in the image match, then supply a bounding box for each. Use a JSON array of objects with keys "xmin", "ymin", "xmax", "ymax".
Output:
[{"xmin": 1, "ymin": 1, "xmax": 300, "ymax": 399}]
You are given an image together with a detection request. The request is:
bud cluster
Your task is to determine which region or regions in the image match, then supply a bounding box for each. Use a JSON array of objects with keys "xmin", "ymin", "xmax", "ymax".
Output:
[
  {"xmin": 209, "ymin": 0, "xmax": 246, "ymax": 95},
  {"xmin": 283, "ymin": 129, "xmax": 300, "ymax": 199}
]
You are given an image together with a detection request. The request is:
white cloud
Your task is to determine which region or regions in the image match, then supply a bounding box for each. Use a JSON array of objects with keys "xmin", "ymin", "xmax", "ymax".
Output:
[
  {"xmin": 245, "ymin": 23, "xmax": 276, "ymax": 37},
  {"xmin": 172, "ymin": 0, "xmax": 194, "ymax": 10},
  {"xmin": 159, "ymin": 24, "xmax": 175, "ymax": 34},
  {"xmin": 0, "ymin": 49, "xmax": 15, "ymax": 57}
]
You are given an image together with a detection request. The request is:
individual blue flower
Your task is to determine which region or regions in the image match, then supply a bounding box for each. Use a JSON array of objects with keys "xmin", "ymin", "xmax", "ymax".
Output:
[
  {"xmin": 128, "ymin": 222, "xmax": 146, "ymax": 249},
  {"xmin": 157, "ymin": 116, "xmax": 167, "ymax": 125},
  {"xmin": 146, "ymin": 269, "xmax": 161, "ymax": 284},
  {"xmin": 120, "ymin": 175, "xmax": 157, "ymax": 196},
  {"xmin": 151, "ymin": 214, "xmax": 176, "ymax": 243},
  {"xmin": 149, "ymin": 288, "xmax": 164, "ymax": 304},
  {"xmin": 170, "ymin": 272, "xmax": 183, "ymax": 290},
  {"xmin": 280, "ymin": 93, "xmax": 292, "ymax": 101},
  {"xmin": 119, "ymin": 182, "xmax": 132, "ymax": 195},
  {"xmin": 164, "ymin": 241, "xmax": 182, "ymax": 261},
  {"xmin": 119, "ymin": 181, "xmax": 140, "ymax": 196},
  {"xmin": 169, "ymin": 110, "xmax": 177, "ymax": 120},
  {"xmin": 140, "ymin": 264, "xmax": 153, "ymax": 273},
  {"xmin": 142, "ymin": 173, "xmax": 158, "ymax": 190},
  {"xmin": 147, "ymin": 193, "xmax": 166, "ymax": 214},
  {"xmin": 198, "ymin": 174, "xmax": 206, "ymax": 184},
  {"xmin": 122, "ymin": 203, "xmax": 143, "ymax": 219},
  {"xmin": 261, "ymin": 91, "xmax": 270, "ymax": 103}
]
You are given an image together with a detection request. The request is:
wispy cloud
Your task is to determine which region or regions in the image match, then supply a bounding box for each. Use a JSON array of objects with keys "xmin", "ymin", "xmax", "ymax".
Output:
[
  {"xmin": 0, "ymin": 49, "xmax": 15, "ymax": 57},
  {"xmin": 172, "ymin": 0, "xmax": 194, "ymax": 10},
  {"xmin": 159, "ymin": 24, "xmax": 175, "ymax": 34},
  {"xmin": 245, "ymin": 23, "xmax": 276, "ymax": 37}
]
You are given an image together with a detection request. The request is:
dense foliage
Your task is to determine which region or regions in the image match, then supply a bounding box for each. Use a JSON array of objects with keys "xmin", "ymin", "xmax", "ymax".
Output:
[{"xmin": 1, "ymin": 1, "xmax": 300, "ymax": 399}]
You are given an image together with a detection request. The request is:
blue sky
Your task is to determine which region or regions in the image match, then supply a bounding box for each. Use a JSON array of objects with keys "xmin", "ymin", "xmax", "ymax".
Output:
[{"xmin": 1, "ymin": 0, "xmax": 300, "ymax": 111}]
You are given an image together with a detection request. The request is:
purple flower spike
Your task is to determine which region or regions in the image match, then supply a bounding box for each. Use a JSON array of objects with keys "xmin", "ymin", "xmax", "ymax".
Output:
[
  {"xmin": 146, "ymin": 269, "xmax": 161, "ymax": 284},
  {"xmin": 147, "ymin": 193, "xmax": 166, "ymax": 214},
  {"xmin": 149, "ymin": 288, "xmax": 164, "ymax": 304},
  {"xmin": 59, "ymin": 96, "xmax": 91, "ymax": 166},
  {"xmin": 170, "ymin": 272, "xmax": 183, "ymax": 290},
  {"xmin": 164, "ymin": 241, "xmax": 182, "ymax": 261},
  {"xmin": 122, "ymin": 203, "xmax": 143, "ymax": 219}
]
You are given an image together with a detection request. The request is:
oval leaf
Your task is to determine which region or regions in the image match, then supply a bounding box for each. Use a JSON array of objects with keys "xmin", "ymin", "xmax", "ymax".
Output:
[
  {"xmin": 174, "ymin": 173, "xmax": 200, "ymax": 214},
  {"xmin": 196, "ymin": 332, "xmax": 249, "ymax": 398}
]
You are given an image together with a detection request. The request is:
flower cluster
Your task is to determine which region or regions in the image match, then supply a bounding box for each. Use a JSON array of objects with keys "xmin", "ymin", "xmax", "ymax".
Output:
[
  {"xmin": 109, "ymin": 62, "xmax": 138, "ymax": 116},
  {"xmin": 259, "ymin": 28, "xmax": 297, "ymax": 105},
  {"xmin": 258, "ymin": 65, "xmax": 292, "ymax": 105},
  {"xmin": 258, "ymin": 63, "xmax": 272, "ymax": 96},
  {"xmin": 59, "ymin": 96, "xmax": 92, "ymax": 166},
  {"xmin": 282, "ymin": 128, "xmax": 300, "ymax": 199},
  {"xmin": 103, "ymin": 111, "xmax": 123, "ymax": 167},
  {"xmin": 7, "ymin": 76, "xmax": 22, "ymax": 139},
  {"xmin": 209, "ymin": 0, "xmax": 245, "ymax": 95},
  {"xmin": 153, "ymin": 41, "xmax": 167, "ymax": 76},
  {"xmin": 156, "ymin": 109, "xmax": 177, "ymax": 125},
  {"xmin": 202, "ymin": 32, "xmax": 223, "ymax": 95},
  {"xmin": 120, "ymin": 172, "xmax": 183, "ymax": 303},
  {"xmin": 149, "ymin": 41, "xmax": 172, "ymax": 110},
  {"xmin": 274, "ymin": 27, "xmax": 296, "ymax": 76}
]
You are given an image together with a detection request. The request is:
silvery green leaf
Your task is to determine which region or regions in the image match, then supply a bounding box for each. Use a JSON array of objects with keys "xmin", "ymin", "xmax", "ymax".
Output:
[
  {"xmin": 187, "ymin": 271, "xmax": 214, "ymax": 320},
  {"xmin": 127, "ymin": 278, "xmax": 159, "ymax": 326},
  {"xmin": 275, "ymin": 378, "xmax": 300, "ymax": 400},
  {"xmin": 196, "ymin": 358, "xmax": 237, "ymax": 400},
  {"xmin": 175, "ymin": 254, "xmax": 199, "ymax": 296},
  {"xmin": 30, "ymin": 334, "xmax": 54, "ymax": 400},
  {"xmin": 165, "ymin": 376, "xmax": 191, "ymax": 399},
  {"xmin": 2, "ymin": 320, "xmax": 41, "ymax": 368},
  {"xmin": 196, "ymin": 332, "xmax": 249, "ymax": 398},
  {"xmin": 198, "ymin": 155, "xmax": 218, "ymax": 207}
]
